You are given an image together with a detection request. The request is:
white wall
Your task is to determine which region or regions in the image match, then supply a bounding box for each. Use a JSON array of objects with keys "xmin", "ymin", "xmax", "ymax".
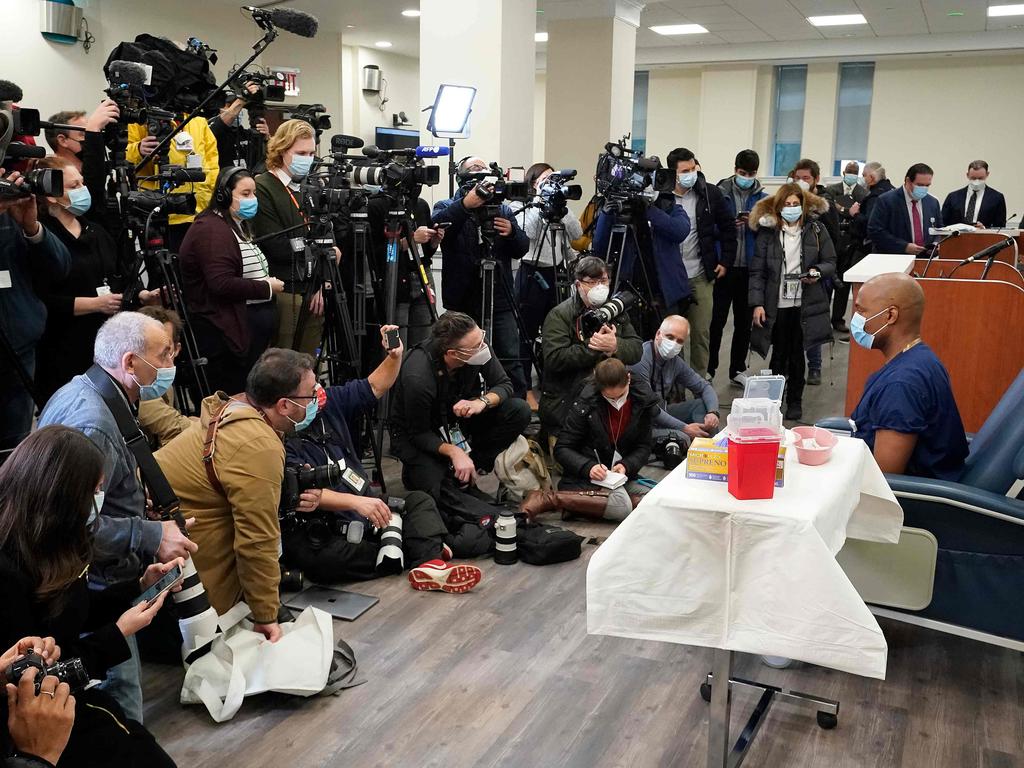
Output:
[
  {"xmin": 340, "ymin": 46, "xmax": 419, "ymax": 147},
  {"xmin": 1, "ymin": 0, "xmax": 344, "ymax": 151},
  {"xmin": 533, "ymin": 72, "xmax": 546, "ymax": 160}
]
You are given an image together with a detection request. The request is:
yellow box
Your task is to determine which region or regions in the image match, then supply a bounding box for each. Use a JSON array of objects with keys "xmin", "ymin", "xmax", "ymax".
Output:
[{"xmin": 685, "ymin": 438, "xmax": 787, "ymax": 487}]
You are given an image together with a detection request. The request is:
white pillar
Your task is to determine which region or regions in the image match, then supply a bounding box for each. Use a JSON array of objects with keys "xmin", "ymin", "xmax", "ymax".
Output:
[
  {"xmin": 544, "ymin": 1, "xmax": 642, "ymax": 200},
  {"xmin": 419, "ymin": 0, "xmax": 536, "ymax": 169}
]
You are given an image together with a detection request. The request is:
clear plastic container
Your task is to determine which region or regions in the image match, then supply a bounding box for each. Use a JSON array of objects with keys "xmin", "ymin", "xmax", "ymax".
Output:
[
  {"xmin": 726, "ymin": 397, "xmax": 784, "ymax": 500},
  {"xmin": 742, "ymin": 373, "xmax": 787, "ymax": 405}
]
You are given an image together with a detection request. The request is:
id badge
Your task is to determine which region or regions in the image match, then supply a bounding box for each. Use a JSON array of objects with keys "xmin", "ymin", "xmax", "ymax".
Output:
[
  {"xmin": 290, "ymin": 237, "xmax": 306, "ymax": 254},
  {"xmin": 96, "ymin": 284, "xmax": 111, "ymax": 297},
  {"xmin": 341, "ymin": 467, "xmax": 367, "ymax": 494},
  {"xmin": 0, "ymin": 270, "xmax": 11, "ymax": 290},
  {"xmin": 782, "ymin": 273, "xmax": 802, "ymax": 301},
  {"xmin": 612, "ymin": 449, "xmax": 622, "ymax": 466},
  {"xmin": 449, "ymin": 424, "xmax": 472, "ymax": 454}
]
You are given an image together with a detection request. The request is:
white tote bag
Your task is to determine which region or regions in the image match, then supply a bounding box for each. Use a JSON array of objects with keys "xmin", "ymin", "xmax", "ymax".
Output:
[{"xmin": 180, "ymin": 602, "xmax": 349, "ymax": 722}]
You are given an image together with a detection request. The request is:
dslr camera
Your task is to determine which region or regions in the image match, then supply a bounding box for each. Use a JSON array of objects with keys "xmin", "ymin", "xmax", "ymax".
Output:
[
  {"xmin": 5, "ymin": 650, "xmax": 89, "ymax": 695},
  {"xmin": 652, "ymin": 434, "xmax": 685, "ymax": 470},
  {"xmin": 595, "ymin": 136, "xmax": 674, "ymax": 216},
  {"xmin": 0, "ymin": 104, "xmax": 63, "ymax": 196},
  {"xmin": 537, "ymin": 169, "xmax": 583, "ymax": 223},
  {"xmin": 579, "ymin": 289, "xmax": 639, "ymax": 338},
  {"xmin": 280, "ymin": 463, "xmax": 342, "ymax": 514}
]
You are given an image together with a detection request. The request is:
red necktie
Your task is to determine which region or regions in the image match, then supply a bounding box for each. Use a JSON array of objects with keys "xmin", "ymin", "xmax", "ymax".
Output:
[{"xmin": 911, "ymin": 200, "xmax": 924, "ymax": 247}]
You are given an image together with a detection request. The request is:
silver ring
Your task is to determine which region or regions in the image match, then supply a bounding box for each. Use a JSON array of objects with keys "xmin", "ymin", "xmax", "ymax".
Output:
[{"xmin": 41, "ymin": 690, "xmax": 56, "ymax": 698}]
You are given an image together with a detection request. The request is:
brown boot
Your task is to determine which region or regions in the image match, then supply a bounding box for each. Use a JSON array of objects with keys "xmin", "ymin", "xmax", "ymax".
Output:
[
  {"xmin": 557, "ymin": 490, "xmax": 612, "ymax": 521},
  {"xmin": 520, "ymin": 490, "xmax": 561, "ymax": 522}
]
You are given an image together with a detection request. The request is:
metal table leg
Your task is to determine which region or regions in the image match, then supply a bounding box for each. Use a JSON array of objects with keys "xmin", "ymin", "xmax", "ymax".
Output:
[{"xmin": 707, "ymin": 648, "xmax": 733, "ymax": 768}]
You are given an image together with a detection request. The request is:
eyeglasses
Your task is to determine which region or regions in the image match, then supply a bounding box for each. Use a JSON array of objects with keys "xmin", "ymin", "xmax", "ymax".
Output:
[
  {"xmin": 451, "ymin": 330, "xmax": 487, "ymax": 355},
  {"xmin": 579, "ymin": 277, "xmax": 610, "ymax": 286}
]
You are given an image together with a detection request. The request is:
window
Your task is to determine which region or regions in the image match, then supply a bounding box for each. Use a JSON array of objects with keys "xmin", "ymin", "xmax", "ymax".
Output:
[
  {"xmin": 770, "ymin": 65, "xmax": 807, "ymax": 177},
  {"xmin": 832, "ymin": 63, "xmax": 875, "ymax": 175},
  {"xmin": 631, "ymin": 70, "xmax": 649, "ymax": 155}
]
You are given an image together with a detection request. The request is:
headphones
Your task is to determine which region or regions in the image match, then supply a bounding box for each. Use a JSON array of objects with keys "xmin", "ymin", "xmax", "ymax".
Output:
[{"xmin": 214, "ymin": 166, "xmax": 250, "ymax": 208}]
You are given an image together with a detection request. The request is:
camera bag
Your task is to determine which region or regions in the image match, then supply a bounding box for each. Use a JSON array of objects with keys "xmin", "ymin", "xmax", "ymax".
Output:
[{"xmin": 516, "ymin": 522, "xmax": 584, "ymax": 566}]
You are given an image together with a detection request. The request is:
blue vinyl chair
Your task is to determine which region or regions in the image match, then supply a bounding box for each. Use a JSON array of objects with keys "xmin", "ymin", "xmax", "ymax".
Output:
[{"xmin": 820, "ymin": 369, "xmax": 1024, "ymax": 648}]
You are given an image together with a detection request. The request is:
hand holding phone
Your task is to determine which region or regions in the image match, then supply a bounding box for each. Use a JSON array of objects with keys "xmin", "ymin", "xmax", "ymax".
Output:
[{"xmin": 133, "ymin": 564, "xmax": 183, "ymax": 607}]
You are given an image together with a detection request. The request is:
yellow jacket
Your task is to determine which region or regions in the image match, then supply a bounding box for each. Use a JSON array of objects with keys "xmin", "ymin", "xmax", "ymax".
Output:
[
  {"xmin": 156, "ymin": 392, "xmax": 285, "ymax": 624},
  {"xmin": 127, "ymin": 116, "xmax": 219, "ymax": 227}
]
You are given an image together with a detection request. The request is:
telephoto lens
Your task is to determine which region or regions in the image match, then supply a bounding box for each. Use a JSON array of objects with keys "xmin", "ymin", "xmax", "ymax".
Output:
[
  {"xmin": 494, "ymin": 511, "xmax": 518, "ymax": 565},
  {"xmin": 375, "ymin": 507, "xmax": 404, "ymax": 575},
  {"xmin": 173, "ymin": 557, "xmax": 221, "ymax": 662}
]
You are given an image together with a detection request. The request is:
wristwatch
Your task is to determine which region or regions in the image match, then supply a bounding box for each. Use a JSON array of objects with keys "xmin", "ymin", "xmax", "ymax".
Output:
[{"xmin": 477, "ymin": 395, "xmax": 490, "ymax": 410}]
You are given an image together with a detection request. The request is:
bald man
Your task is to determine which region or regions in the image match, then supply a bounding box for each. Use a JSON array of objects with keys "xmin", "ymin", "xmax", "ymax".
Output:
[
  {"xmin": 629, "ymin": 315, "xmax": 720, "ymax": 440},
  {"xmin": 850, "ymin": 273, "xmax": 968, "ymax": 479}
]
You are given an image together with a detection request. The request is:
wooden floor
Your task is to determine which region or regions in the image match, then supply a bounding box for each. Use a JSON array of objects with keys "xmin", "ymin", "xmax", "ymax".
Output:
[{"xmin": 142, "ymin": 513, "xmax": 1024, "ymax": 768}]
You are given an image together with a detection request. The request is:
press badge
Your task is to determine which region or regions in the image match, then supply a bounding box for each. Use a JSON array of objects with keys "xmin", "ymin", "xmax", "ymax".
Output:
[
  {"xmin": 782, "ymin": 273, "xmax": 802, "ymax": 301},
  {"xmin": 341, "ymin": 467, "xmax": 367, "ymax": 494},
  {"xmin": 185, "ymin": 153, "xmax": 203, "ymax": 170},
  {"xmin": 444, "ymin": 424, "xmax": 472, "ymax": 454},
  {"xmin": 0, "ymin": 270, "xmax": 12, "ymax": 290},
  {"xmin": 173, "ymin": 132, "xmax": 195, "ymax": 153},
  {"xmin": 96, "ymin": 284, "xmax": 111, "ymax": 297},
  {"xmin": 290, "ymin": 237, "xmax": 306, "ymax": 254}
]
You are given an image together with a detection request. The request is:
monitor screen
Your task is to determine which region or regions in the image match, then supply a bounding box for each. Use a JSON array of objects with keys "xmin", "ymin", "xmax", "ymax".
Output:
[{"xmin": 375, "ymin": 127, "xmax": 419, "ymax": 150}]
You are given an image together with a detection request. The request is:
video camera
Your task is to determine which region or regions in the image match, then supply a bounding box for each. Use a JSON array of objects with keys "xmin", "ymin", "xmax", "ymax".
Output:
[
  {"xmin": 288, "ymin": 103, "xmax": 332, "ymax": 136},
  {"xmin": 459, "ymin": 162, "xmax": 531, "ymax": 239},
  {"xmin": 536, "ymin": 168, "xmax": 583, "ymax": 222},
  {"xmin": 355, "ymin": 144, "xmax": 444, "ymax": 195},
  {"xmin": 579, "ymin": 289, "xmax": 639, "ymax": 338},
  {"xmin": 595, "ymin": 136, "xmax": 674, "ymax": 215},
  {"xmin": 5, "ymin": 650, "xmax": 89, "ymax": 695},
  {"xmin": 0, "ymin": 92, "xmax": 64, "ymax": 196},
  {"xmin": 228, "ymin": 67, "xmax": 286, "ymax": 105},
  {"xmin": 0, "ymin": 167, "xmax": 63, "ymax": 200},
  {"xmin": 296, "ymin": 134, "xmax": 372, "ymax": 225}
]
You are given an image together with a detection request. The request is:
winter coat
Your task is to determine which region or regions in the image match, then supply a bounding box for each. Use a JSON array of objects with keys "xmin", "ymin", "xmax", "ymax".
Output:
[
  {"xmin": 850, "ymin": 178, "xmax": 895, "ymax": 250},
  {"xmin": 747, "ymin": 192, "xmax": 837, "ymax": 357},
  {"xmin": 555, "ymin": 378, "xmax": 661, "ymax": 480},
  {"xmin": 717, "ymin": 175, "xmax": 768, "ymax": 267}
]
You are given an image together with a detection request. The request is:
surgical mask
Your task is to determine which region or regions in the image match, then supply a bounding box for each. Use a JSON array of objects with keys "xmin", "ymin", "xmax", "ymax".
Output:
[
  {"xmin": 677, "ymin": 171, "xmax": 698, "ymax": 189},
  {"xmin": 288, "ymin": 154, "xmax": 314, "ymax": 179},
  {"xmin": 462, "ymin": 344, "xmax": 492, "ymax": 366},
  {"xmin": 88, "ymin": 491, "xmax": 104, "ymax": 531},
  {"xmin": 734, "ymin": 174, "xmax": 755, "ymax": 190},
  {"xmin": 968, "ymin": 179, "xmax": 986, "ymax": 193},
  {"xmin": 911, "ymin": 185, "xmax": 929, "ymax": 201},
  {"xmin": 64, "ymin": 186, "xmax": 92, "ymax": 217},
  {"xmin": 586, "ymin": 284, "xmax": 609, "ymax": 306},
  {"xmin": 850, "ymin": 306, "xmax": 893, "ymax": 349},
  {"xmin": 843, "ymin": 174, "xmax": 859, "ymax": 187},
  {"xmin": 287, "ymin": 397, "xmax": 318, "ymax": 432},
  {"xmin": 657, "ymin": 337, "xmax": 682, "ymax": 359},
  {"xmin": 604, "ymin": 391, "xmax": 629, "ymax": 411},
  {"xmin": 132, "ymin": 356, "xmax": 176, "ymax": 401},
  {"xmin": 781, "ymin": 205, "xmax": 802, "ymax": 223},
  {"xmin": 236, "ymin": 197, "xmax": 258, "ymax": 220},
  {"xmin": 795, "ymin": 179, "xmax": 811, "ymax": 192}
]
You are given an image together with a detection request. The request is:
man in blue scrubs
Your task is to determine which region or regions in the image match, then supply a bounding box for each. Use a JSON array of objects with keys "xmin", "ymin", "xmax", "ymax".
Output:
[{"xmin": 851, "ymin": 273, "xmax": 968, "ymax": 480}]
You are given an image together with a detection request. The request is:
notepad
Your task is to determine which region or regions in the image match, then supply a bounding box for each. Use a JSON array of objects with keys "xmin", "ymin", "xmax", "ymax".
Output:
[{"xmin": 593, "ymin": 471, "xmax": 627, "ymax": 490}]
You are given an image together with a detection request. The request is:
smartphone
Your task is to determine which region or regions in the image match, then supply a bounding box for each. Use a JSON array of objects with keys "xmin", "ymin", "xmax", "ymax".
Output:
[
  {"xmin": 132, "ymin": 564, "xmax": 183, "ymax": 607},
  {"xmin": 435, "ymin": 222, "xmax": 452, "ymax": 230},
  {"xmin": 385, "ymin": 328, "xmax": 401, "ymax": 350}
]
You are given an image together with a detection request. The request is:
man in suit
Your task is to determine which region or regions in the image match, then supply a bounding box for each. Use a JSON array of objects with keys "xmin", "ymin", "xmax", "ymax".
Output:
[
  {"xmin": 941, "ymin": 160, "xmax": 1007, "ymax": 229},
  {"xmin": 825, "ymin": 162, "xmax": 869, "ymax": 335},
  {"xmin": 868, "ymin": 163, "xmax": 943, "ymax": 256}
]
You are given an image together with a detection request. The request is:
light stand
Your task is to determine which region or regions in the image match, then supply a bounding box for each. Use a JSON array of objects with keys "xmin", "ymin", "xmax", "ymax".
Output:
[{"xmin": 424, "ymin": 84, "xmax": 476, "ymax": 198}]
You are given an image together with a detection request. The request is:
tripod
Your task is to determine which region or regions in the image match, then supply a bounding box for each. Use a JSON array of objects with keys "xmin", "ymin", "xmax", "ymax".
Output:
[{"xmin": 603, "ymin": 200, "xmax": 664, "ymax": 339}]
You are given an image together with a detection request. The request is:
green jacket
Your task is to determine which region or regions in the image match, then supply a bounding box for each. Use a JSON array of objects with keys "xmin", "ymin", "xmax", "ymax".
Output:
[{"xmin": 539, "ymin": 294, "xmax": 643, "ymax": 433}]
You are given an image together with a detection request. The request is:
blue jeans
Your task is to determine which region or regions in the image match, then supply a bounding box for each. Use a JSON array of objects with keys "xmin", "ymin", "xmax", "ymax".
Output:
[
  {"xmin": 97, "ymin": 632, "xmax": 143, "ymax": 723},
  {"xmin": 806, "ymin": 344, "xmax": 822, "ymax": 372},
  {"xmin": 667, "ymin": 399, "xmax": 708, "ymax": 425}
]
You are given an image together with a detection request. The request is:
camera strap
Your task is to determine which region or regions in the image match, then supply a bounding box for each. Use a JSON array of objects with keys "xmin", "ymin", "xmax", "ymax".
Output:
[
  {"xmin": 84, "ymin": 366, "xmax": 180, "ymax": 518},
  {"xmin": 202, "ymin": 397, "xmax": 267, "ymax": 498}
]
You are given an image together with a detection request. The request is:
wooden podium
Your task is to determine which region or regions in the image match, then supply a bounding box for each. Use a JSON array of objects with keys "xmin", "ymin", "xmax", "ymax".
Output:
[
  {"xmin": 933, "ymin": 229, "xmax": 1023, "ymax": 267},
  {"xmin": 844, "ymin": 254, "xmax": 1024, "ymax": 432}
]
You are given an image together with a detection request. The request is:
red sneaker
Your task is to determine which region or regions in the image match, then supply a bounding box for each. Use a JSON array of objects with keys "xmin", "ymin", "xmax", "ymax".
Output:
[
  {"xmin": 440, "ymin": 544, "xmax": 453, "ymax": 561},
  {"xmin": 408, "ymin": 560, "xmax": 482, "ymax": 594}
]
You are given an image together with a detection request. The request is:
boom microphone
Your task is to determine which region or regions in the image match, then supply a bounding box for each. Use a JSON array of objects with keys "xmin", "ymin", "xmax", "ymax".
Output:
[
  {"xmin": 106, "ymin": 60, "xmax": 149, "ymax": 86},
  {"xmin": 243, "ymin": 6, "xmax": 319, "ymax": 38},
  {"xmin": 0, "ymin": 80, "xmax": 23, "ymax": 104}
]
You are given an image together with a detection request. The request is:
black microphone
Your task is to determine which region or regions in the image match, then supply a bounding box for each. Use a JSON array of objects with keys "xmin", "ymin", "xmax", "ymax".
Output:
[
  {"xmin": 331, "ymin": 134, "xmax": 364, "ymax": 152},
  {"xmin": 1005, "ymin": 213, "xmax": 1019, "ymax": 229},
  {"xmin": 106, "ymin": 60, "xmax": 149, "ymax": 86},
  {"xmin": 243, "ymin": 6, "xmax": 319, "ymax": 38},
  {"xmin": 3, "ymin": 143, "xmax": 46, "ymax": 160},
  {"xmin": 957, "ymin": 236, "xmax": 1015, "ymax": 266},
  {"xmin": 362, "ymin": 145, "xmax": 383, "ymax": 159},
  {"xmin": 0, "ymin": 80, "xmax": 23, "ymax": 103},
  {"xmin": 164, "ymin": 167, "xmax": 207, "ymax": 184}
]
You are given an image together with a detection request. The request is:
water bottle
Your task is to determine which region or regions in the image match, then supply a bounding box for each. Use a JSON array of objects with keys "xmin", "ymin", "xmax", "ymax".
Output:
[{"xmin": 494, "ymin": 511, "xmax": 518, "ymax": 565}]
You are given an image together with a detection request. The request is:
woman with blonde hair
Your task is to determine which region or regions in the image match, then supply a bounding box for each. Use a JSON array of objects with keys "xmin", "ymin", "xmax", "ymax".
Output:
[{"xmin": 748, "ymin": 182, "xmax": 836, "ymax": 421}]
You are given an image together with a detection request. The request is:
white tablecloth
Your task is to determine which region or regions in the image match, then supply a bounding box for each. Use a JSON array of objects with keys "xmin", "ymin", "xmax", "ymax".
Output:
[{"xmin": 587, "ymin": 436, "xmax": 903, "ymax": 680}]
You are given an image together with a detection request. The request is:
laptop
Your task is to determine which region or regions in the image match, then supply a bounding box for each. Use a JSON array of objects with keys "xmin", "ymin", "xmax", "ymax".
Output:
[{"xmin": 285, "ymin": 586, "xmax": 379, "ymax": 621}]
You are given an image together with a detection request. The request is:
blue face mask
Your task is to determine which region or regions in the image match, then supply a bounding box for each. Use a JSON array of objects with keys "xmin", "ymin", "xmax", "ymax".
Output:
[
  {"xmin": 288, "ymin": 154, "xmax": 314, "ymax": 179},
  {"xmin": 850, "ymin": 306, "xmax": 893, "ymax": 349},
  {"xmin": 286, "ymin": 397, "xmax": 318, "ymax": 432},
  {"xmin": 132, "ymin": 355, "xmax": 176, "ymax": 401},
  {"xmin": 64, "ymin": 186, "xmax": 92, "ymax": 217},
  {"xmin": 911, "ymin": 184, "xmax": 929, "ymax": 201},
  {"xmin": 843, "ymin": 174, "xmax": 859, "ymax": 186},
  {"xmin": 781, "ymin": 205, "xmax": 802, "ymax": 223},
  {"xmin": 735, "ymin": 174, "xmax": 756, "ymax": 190},
  {"xmin": 677, "ymin": 171, "xmax": 698, "ymax": 189},
  {"xmin": 236, "ymin": 196, "xmax": 258, "ymax": 220}
]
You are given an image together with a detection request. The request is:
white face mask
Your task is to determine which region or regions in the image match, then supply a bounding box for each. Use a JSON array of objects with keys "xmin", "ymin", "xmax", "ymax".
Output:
[
  {"xmin": 795, "ymin": 179, "xmax": 811, "ymax": 192},
  {"xmin": 604, "ymin": 390, "xmax": 629, "ymax": 410},
  {"xmin": 586, "ymin": 284, "xmax": 609, "ymax": 306},
  {"xmin": 462, "ymin": 344, "xmax": 492, "ymax": 366},
  {"xmin": 657, "ymin": 337, "xmax": 682, "ymax": 359},
  {"xmin": 968, "ymin": 179, "xmax": 986, "ymax": 193}
]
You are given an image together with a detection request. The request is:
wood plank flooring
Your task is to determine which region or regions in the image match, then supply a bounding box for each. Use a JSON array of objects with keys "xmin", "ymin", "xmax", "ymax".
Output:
[{"xmin": 142, "ymin": 515, "xmax": 1024, "ymax": 768}]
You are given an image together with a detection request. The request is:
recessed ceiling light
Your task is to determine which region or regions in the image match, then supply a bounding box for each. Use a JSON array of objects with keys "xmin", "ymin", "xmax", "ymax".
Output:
[
  {"xmin": 988, "ymin": 4, "xmax": 1024, "ymax": 16},
  {"xmin": 947, "ymin": 10, "xmax": 965, "ymax": 16},
  {"xmin": 649, "ymin": 23, "xmax": 709, "ymax": 35},
  {"xmin": 807, "ymin": 13, "xmax": 868, "ymax": 26},
  {"xmin": 346, "ymin": 24, "xmax": 356, "ymax": 29},
  {"xmin": 535, "ymin": 32, "xmax": 548, "ymax": 42},
  {"xmin": 401, "ymin": 9, "xmax": 420, "ymax": 17},
  {"xmin": 374, "ymin": 40, "xmax": 393, "ymax": 48}
]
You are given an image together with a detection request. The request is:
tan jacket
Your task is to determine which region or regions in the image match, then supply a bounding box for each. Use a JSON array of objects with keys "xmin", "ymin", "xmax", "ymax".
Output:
[
  {"xmin": 156, "ymin": 393, "xmax": 285, "ymax": 624},
  {"xmin": 138, "ymin": 387, "xmax": 194, "ymax": 448}
]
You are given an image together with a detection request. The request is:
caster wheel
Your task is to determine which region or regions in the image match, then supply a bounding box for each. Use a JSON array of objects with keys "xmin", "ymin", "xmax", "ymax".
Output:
[
  {"xmin": 699, "ymin": 682, "xmax": 712, "ymax": 703},
  {"xmin": 816, "ymin": 711, "xmax": 838, "ymax": 730}
]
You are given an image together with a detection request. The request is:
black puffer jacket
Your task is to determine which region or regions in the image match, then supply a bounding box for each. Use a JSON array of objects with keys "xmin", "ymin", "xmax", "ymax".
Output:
[
  {"xmin": 747, "ymin": 192, "xmax": 837, "ymax": 357},
  {"xmin": 555, "ymin": 378, "xmax": 661, "ymax": 480}
]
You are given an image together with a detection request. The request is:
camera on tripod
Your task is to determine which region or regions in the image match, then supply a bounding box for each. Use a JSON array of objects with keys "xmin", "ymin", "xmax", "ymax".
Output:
[
  {"xmin": 579, "ymin": 289, "xmax": 639, "ymax": 338},
  {"xmin": 5, "ymin": 650, "xmax": 89, "ymax": 695},
  {"xmin": 595, "ymin": 136, "xmax": 674, "ymax": 216},
  {"xmin": 288, "ymin": 103, "xmax": 332, "ymax": 138},
  {"xmin": 355, "ymin": 145, "xmax": 443, "ymax": 194},
  {"xmin": 460, "ymin": 162, "xmax": 531, "ymax": 239},
  {"xmin": 229, "ymin": 67, "xmax": 286, "ymax": 105},
  {"xmin": 536, "ymin": 169, "xmax": 583, "ymax": 222}
]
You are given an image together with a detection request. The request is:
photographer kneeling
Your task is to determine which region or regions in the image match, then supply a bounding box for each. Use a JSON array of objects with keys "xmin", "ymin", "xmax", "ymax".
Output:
[
  {"xmin": 0, "ymin": 426, "xmax": 178, "ymax": 767},
  {"xmin": 524, "ymin": 359, "xmax": 658, "ymax": 522},
  {"xmin": 282, "ymin": 326, "xmax": 480, "ymax": 592}
]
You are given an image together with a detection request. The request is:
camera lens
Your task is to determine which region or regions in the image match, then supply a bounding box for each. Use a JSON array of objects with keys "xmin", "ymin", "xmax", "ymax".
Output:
[{"xmin": 351, "ymin": 165, "xmax": 385, "ymax": 187}]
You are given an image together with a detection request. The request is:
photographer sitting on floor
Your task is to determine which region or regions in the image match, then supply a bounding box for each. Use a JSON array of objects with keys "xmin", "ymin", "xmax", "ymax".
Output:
[
  {"xmin": 523, "ymin": 359, "xmax": 658, "ymax": 522},
  {"xmin": 155, "ymin": 348, "xmax": 323, "ymax": 642},
  {"xmin": 282, "ymin": 325, "xmax": 481, "ymax": 593},
  {"xmin": 539, "ymin": 256, "xmax": 644, "ymax": 439},
  {"xmin": 390, "ymin": 311, "xmax": 531, "ymax": 499}
]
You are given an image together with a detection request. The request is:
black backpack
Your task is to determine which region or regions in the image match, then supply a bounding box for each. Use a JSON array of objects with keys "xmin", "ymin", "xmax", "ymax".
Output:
[{"xmin": 517, "ymin": 522, "xmax": 584, "ymax": 565}]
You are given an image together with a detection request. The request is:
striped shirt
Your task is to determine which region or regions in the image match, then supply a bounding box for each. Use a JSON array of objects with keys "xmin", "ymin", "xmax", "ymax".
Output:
[{"xmin": 235, "ymin": 231, "xmax": 272, "ymax": 304}]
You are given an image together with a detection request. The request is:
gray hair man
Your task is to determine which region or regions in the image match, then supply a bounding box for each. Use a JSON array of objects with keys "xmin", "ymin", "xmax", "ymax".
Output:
[{"xmin": 38, "ymin": 311, "xmax": 198, "ymax": 722}]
